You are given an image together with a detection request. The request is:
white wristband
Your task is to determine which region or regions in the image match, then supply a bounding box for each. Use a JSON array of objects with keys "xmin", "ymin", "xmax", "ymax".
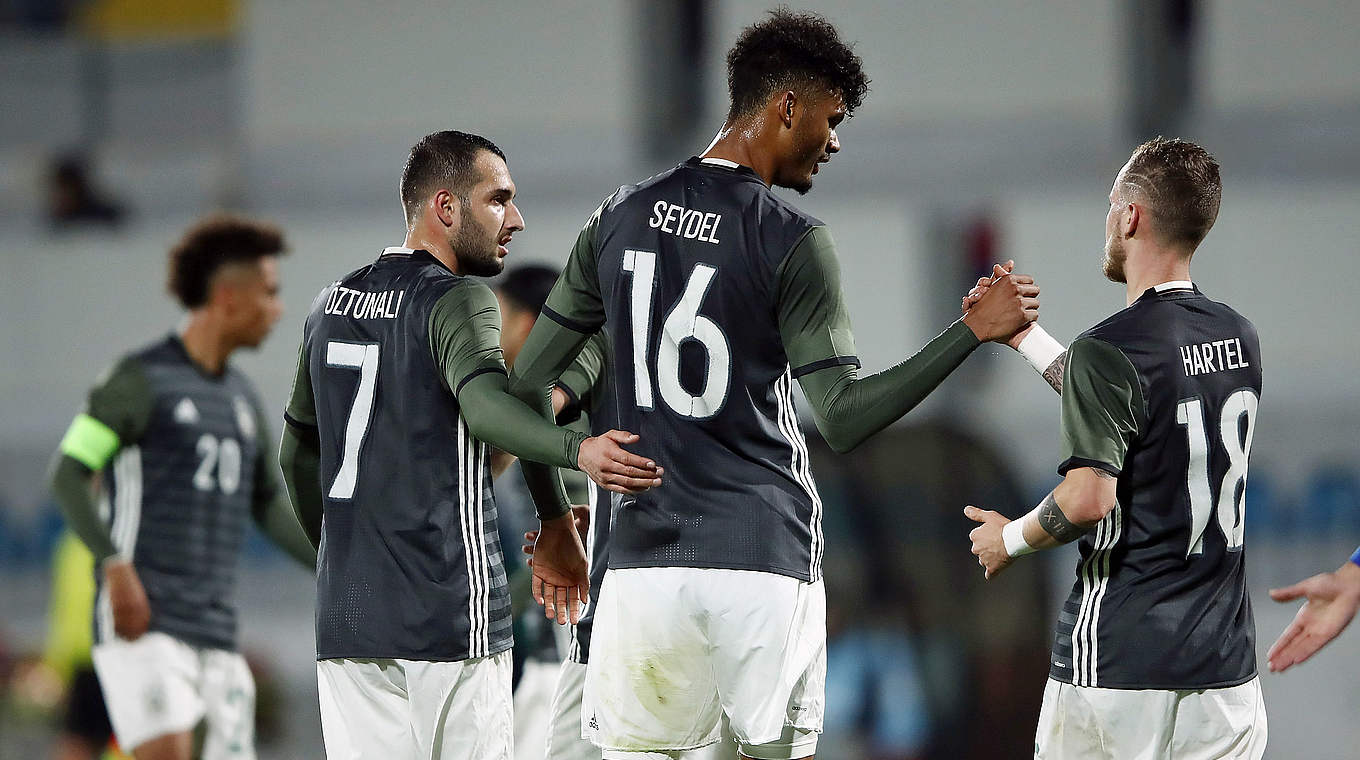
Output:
[
  {"xmin": 1016, "ymin": 325, "xmax": 1066, "ymax": 374},
  {"xmin": 1002, "ymin": 519, "xmax": 1036, "ymax": 558}
]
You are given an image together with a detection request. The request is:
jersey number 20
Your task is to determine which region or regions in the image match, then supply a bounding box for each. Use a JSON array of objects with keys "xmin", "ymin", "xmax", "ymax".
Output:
[
  {"xmin": 1177, "ymin": 389, "xmax": 1258, "ymax": 557},
  {"xmin": 622, "ymin": 250, "xmax": 731, "ymax": 419}
]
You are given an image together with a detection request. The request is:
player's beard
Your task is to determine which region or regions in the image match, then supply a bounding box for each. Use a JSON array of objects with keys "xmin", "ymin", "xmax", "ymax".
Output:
[
  {"xmin": 1102, "ymin": 235, "xmax": 1127, "ymax": 283},
  {"xmin": 451, "ymin": 213, "xmax": 504, "ymax": 277}
]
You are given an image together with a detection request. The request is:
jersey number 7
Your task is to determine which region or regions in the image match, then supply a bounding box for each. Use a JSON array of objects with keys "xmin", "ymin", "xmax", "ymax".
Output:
[
  {"xmin": 622, "ymin": 249, "xmax": 731, "ymax": 419},
  {"xmin": 325, "ymin": 341, "xmax": 380, "ymax": 499}
]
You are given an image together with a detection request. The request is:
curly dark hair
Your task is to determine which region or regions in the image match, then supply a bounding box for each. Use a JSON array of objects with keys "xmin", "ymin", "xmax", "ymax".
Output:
[
  {"xmin": 400, "ymin": 130, "xmax": 506, "ymax": 224},
  {"xmin": 1119, "ymin": 137, "xmax": 1221, "ymax": 249},
  {"xmin": 167, "ymin": 214, "xmax": 286, "ymax": 308},
  {"xmin": 725, "ymin": 7, "xmax": 870, "ymax": 122}
]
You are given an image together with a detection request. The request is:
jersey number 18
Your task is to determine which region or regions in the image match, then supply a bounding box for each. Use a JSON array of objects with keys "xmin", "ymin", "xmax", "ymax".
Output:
[{"xmin": 1177, "ymin": 389, "xmax": 1258, "ymax": 557}]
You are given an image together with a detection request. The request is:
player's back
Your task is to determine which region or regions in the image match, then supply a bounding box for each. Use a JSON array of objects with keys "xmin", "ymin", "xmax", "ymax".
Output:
[
  {"xmin": 587, "ymin": 157, "xmax": 825, "ymax": 582},
  {"xmin": 299, "ymin": 247, "xmax": 508, "ymax": 662},
  {"xmin": 1054, "ymin": 283, "xmax": 1262, "ymax": 689}
]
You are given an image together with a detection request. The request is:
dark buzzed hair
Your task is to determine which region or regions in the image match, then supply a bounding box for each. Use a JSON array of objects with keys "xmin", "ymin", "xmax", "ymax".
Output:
[
  {"xmin": 167, "ymin": 214, "xmax": 285, "ymax": 308},
  {"xmin": 725, "ymin": 7, "xmax": 870, "ymax": 122},
  {"xmin": 497, "ymin": 264, "xmax": 560, "ymax": 315},
  {"xmin": 400, "ymin": 130, "xmax": 506, "ymax": 224},
  {"xmin": 1119, "ymin": 137, "xmax": 1222, "ymax": 250}
]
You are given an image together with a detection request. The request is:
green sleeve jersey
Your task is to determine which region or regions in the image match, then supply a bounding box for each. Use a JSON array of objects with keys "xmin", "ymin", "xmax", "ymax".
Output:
[
  {"xmin": 1058, "ymin": 336, "xmax": 1146, "ymax": 475},
  {"xmin": 52, "ymin": 357, "xmax": 155, "ymax": 562}
]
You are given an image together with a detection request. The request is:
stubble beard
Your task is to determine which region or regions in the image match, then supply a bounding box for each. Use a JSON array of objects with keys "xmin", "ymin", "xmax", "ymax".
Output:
[
  {"xmin": 1102, "ymin": 236, "xmax": 1127, "ymax": 284},
  {"xmin": 452, "ymin": 214, "xmax": 504, "ymax": 277}
]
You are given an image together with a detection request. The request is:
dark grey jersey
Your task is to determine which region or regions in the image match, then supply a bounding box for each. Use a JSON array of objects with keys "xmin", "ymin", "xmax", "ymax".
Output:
[
  {"xmin": 293, "ymin": 249, "xmax": 510, "ymax": 662},
  {"xmin": 94, "ymin": 335, "xmax": 270, "ymax": 651},
  {"xmin": 1052, "ymin": 284, "xmax": 1262, "ymax": 689},
  {"xmin": 542, "ymin": 158, "xmax": 853, "ymax": 582}
]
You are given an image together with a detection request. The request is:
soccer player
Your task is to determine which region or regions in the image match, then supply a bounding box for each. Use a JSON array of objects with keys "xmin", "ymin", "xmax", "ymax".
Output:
[
  {"xmin": 47, "ymin": 215, "xmax": 316, "ymax": 760},
  {"xmin": 964, "ymin": 138, "xmax": 1268, "ymax": 758},
  {"xmin": 508, "ymin": 11, "xmax": 1038, "ymax": 759},
  {"xmin": 1266, "ymin": 547, "xmax": 1360, "ymax": 672},
  {"xmin": 277, "ymin": 130, "xmax": 659, "ymax": 760}
]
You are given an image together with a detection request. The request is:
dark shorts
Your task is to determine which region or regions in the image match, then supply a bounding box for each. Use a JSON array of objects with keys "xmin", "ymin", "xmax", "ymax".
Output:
[{"xmin": 63, "ymin": 666, "xmax": 113, "ymax": 744}]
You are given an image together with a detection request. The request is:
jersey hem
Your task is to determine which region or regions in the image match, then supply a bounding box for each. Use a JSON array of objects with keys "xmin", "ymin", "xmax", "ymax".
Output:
[
  {"xmin": 606, "ymin": 559, "xmax": 814, "ymax": 583},
  {"xmin": 316, "ymin": 639, "xmax": 513, "ymax": 663},
  {"xmin": 1057, "ymin": 456, "xmax": 1121, "ymax": 477},
  {"xmin": 1046, "ymin": 669, "xmax": 1258, "ymax": 691}
]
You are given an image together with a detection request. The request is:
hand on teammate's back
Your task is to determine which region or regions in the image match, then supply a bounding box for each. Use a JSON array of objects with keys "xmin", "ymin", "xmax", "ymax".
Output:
[
  {"xmin": 960, "ymin": 262, "xmax": 1040, "ymax": 343},
  {"xmin": 104, "ymin": 559, "xmax": 151, "ymax": 640},
  {"xmin": 578, "ymin": 430, "xmax": 664, "ymax": 494}
]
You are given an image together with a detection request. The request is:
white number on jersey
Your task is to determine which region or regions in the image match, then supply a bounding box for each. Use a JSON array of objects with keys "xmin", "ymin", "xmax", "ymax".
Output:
[
  {"xmin": 1177, "ymin": 389, "xmax": 1258, "ymax": 556},
  {"xmin": 192, "ymin": 434, "xmax": 242, "ymax": 495},
  {"xmin": 325, "ymin": 341, "xmax": 380, "ymax": 499},
  {"xmin": 622, "ymin": 250, "xmax": 731, "ymax": 419}
]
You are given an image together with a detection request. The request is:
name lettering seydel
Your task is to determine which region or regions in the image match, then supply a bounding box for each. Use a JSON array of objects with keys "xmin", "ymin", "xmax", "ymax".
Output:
[
  {"xmin": 324, "ymin": 287, "xmax": 405, "ymax": 320},
  {"xmin": 1179, "ymin": 337, "xmax": 1249, "ymax": 377},
  {"xmin": 649, "ymin": 200, "xmax": 721, "ymax": 245}
]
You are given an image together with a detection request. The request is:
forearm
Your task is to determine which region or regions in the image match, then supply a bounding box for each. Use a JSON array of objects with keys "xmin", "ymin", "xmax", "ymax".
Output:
[
  {"xmin": 1015, "ymin": 325, "xmax": 1067, "ymax": 395},
  {"xmin": 508, "ymin": 320, "xmax": 593, "ymax": 520},
  {"xmin": 279, "ymin": 425, "xmax": 323, "ymax": 549},
  {"xmin": 49, "ymin": 454, "xmax": 118, "ymax": 562},
  {"xmin": 460, "ymin": 373, "xmax": 585, "ymax": 471},
  {"xmin": 799, "ymin": 320, "xmax": 979, "ymax": 453},
  {"xmin": 254, "ymin": 490, "xmax": 318, "ymax": 568},
  {"xmin": 1004, "ymin": 476, "xmax": 1112, "ymax": 557}
]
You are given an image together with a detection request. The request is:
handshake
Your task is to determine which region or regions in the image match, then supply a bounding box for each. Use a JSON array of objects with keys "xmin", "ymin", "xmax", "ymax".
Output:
[{"xmin": 958, "ymin": 260, "xmax": 1041, "ymax": 346}]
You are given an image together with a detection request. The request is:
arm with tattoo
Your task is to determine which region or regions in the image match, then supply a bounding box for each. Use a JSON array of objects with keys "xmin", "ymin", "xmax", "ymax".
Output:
[{"xmin": 966, "ymin": 467, "xmax": 1117, "ymax": 577}]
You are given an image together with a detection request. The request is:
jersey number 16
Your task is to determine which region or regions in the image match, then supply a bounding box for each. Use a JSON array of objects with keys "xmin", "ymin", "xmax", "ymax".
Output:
[{"xmin": 622, "ymin": 250, "xmax": 731, "ymax": 419}]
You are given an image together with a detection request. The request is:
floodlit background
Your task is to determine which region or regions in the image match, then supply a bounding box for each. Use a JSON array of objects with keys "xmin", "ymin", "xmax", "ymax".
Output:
[{"xmin": 1, "ymin": 1, "xmax": 1357, "ymax": 758}]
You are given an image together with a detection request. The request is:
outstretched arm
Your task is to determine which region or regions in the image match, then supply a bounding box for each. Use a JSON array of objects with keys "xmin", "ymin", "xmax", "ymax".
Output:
[
  {"xmin": 964, "ymin": 264, "xmax": 1066, "ymax": 394},
  {"xmin": 1267, "ymin": 550, "xmax": 1360, "ymax": 672},
  {"xmin": 782, "ymin": 228, "xmax": 1039, "ymax": 454}
]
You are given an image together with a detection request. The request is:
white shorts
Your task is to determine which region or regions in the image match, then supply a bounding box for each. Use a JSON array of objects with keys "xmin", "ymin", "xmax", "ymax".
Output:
[
  {"xmin": 583, "ymin": 567, "xmax": 824, "ymax": 758},
  {"xmin": 1035, "ymin": 676, "xmax": 1267, "ymax": 759},
  {"xmin": 91, "ymin": 631, "xmax": 255, "ymax": 758},
  {"xmin": 317, "ymin": 651, "xmax": 512, "ymax": 760},
  {"xmin": 515, "ymin": 658, "xmax": 563, "ymax": 760},
  {"xmin": 550, "ymin": 659, "xmax": 743, "ymax": 760}
]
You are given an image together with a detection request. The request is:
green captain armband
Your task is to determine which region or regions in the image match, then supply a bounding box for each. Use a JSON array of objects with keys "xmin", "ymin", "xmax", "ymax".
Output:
[{"xmin": 59, "ymin": 414, "xmax": 121, "ymax": 471}]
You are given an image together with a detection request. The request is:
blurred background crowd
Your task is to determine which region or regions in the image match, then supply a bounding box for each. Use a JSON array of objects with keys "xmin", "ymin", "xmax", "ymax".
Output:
[{"xmin": 0, "ymin": 1, "xmax": 1357, "ymax": 758}]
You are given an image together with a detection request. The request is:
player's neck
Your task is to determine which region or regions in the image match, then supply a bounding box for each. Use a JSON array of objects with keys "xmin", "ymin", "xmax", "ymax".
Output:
[
  {"xmin": 1123, "ymin": 250, "xmax": 1192, "ymax": 306},
  {"xmin": 179, "ymin": 313, "xmax": 234, "ymax": 375},
  {"xmin": 702, "ymin": 122, "xmax": 777, "ymax": 187},
  {"xmin": 403, "ymin": 228, "xmax": 460, "ymax": 274}
]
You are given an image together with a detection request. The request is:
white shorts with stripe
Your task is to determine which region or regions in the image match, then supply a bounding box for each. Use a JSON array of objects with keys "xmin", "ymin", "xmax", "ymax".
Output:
[
  {"xmin": 92, "ymin": 631, "xmax": 254, "ymax": 757},
  {"xmin": 583, "ymin": 567, "xmax": 824, "ymax": 758},
  {"xmin": 317, "ymin": 651, "xmax": 512, "ymax": 760},
  {"xmin": 1035, "ymin": 676, "xmax": 1267, "ymax": 759}
]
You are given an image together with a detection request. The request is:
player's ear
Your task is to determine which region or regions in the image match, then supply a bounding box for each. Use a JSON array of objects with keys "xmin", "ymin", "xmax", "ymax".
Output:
[
  {"xmin": 776, "ymin": 90, "xmax": 796, "ymax": 128},
  {"xmin": 1124, "ymin": 202, "xmax": 1141, "ymax": 238},
  {"xmin": 433, "ymin": 189, "xmax": 459, "ymax": 229}
]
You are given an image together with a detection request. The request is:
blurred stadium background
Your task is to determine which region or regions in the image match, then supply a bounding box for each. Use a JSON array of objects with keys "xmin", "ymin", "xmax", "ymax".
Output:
[{"xmin": 1, "ymin": 1, "xmax": 1357, "ymax": 758}]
